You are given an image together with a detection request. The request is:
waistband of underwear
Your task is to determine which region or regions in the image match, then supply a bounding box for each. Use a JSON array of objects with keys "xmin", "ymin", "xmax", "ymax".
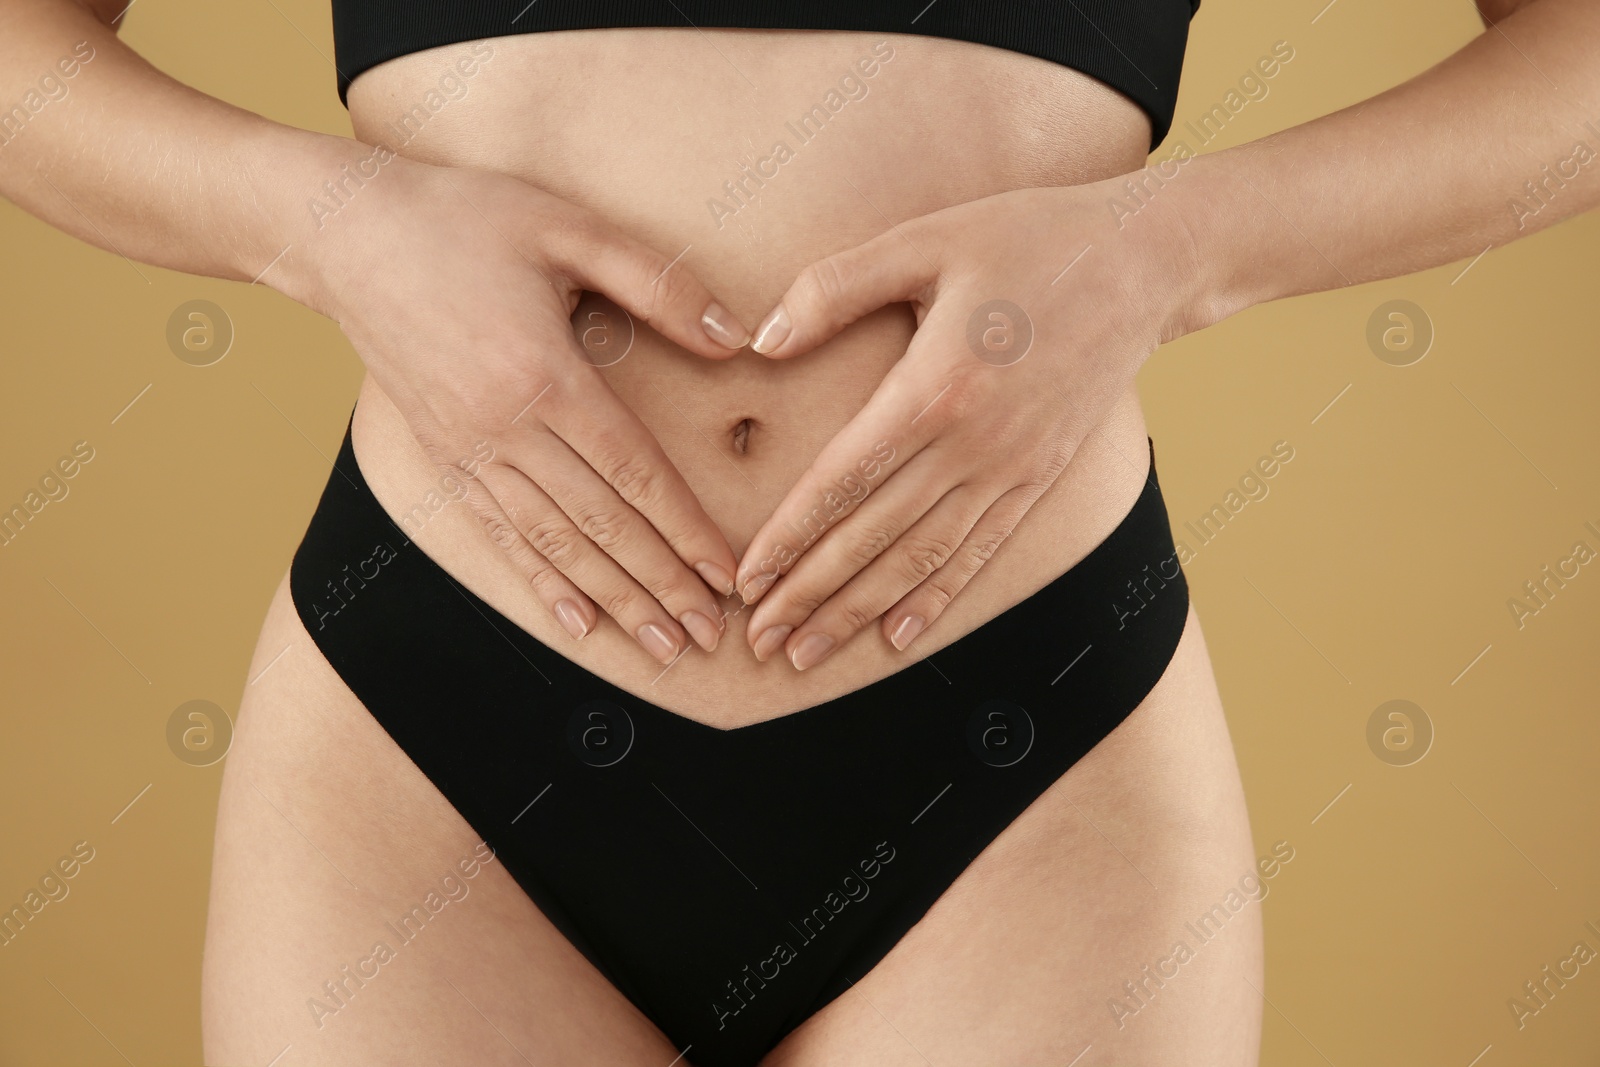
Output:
[{"xmin": 290, "ymin": 408, "xmax": 1188, "ymax": 702}]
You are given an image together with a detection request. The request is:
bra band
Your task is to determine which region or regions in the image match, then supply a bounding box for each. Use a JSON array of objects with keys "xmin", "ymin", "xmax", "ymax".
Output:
[{"xmin": 330, "ymin": 0, "xmax": 1198, "ymax": 148}]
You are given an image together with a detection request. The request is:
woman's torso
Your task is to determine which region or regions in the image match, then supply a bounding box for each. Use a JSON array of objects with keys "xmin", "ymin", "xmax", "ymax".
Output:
[
  {"xmin": 206, "ymin": 30, "xmax": 1265, "ymax": 1063},
  {"xmin": 344, "ymin": 28, "xmax": 1156, "ymax": 729}
]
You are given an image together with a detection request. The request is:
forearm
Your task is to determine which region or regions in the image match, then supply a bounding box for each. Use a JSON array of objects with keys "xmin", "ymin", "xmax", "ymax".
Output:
[
  {"xmin": 0, "ymin": 0, "xmax": 370, "ymax": 305},
  {"xmin": 1173, "ymin": 0, "xmax": 1600, "ymax": 325}
]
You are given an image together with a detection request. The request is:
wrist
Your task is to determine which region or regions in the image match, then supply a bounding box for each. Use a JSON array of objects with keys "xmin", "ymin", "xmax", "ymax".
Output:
[
  {"xmin": 1131, "ymin": 146, "xmax": 1305, "ymax": 339},
  {"xmin": 229, "ymin": 124, "xmax": 416, "ymax": 316}
]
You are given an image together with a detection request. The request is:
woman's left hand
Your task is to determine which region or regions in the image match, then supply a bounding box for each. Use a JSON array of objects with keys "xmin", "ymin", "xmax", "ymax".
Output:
[{"xmin": 733, "ymin": 177, "xmax": 1220, "ymax": 670}]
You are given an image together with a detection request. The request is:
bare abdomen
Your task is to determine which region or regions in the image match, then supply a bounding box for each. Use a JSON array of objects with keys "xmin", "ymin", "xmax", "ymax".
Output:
[{"xmin": 341, "ymin": 27, "xmax": 1158, "ymax": 726}]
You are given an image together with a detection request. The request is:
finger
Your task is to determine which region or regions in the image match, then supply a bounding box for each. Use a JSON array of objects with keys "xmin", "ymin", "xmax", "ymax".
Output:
[
  {"xmin": 442, "ymin": 453, "xmax": 601, "ymax": 644},
  {"xmin": 534, "ymin": 357, "xmax": 740, "ymax": 600},
  {"xmin": 478, "ymin": 462, "xmax": 707, "ymax": 665},
  {"xmin": 551, "ymin": 216, "xmax": 751, "ymax": 358},
  {"xmin": 505, "ymin": 428, "xmax": 729, "ymax": 652},
  {"xmin": 775, "ymin": 487, "xmax": 993, "ymax": 672},
  {"xmin": 734, "ymin": 311, "xmax": 974, "ymax": 605},
  {"xmin": 744, "ymin": 446, "xmax": 957, "ymax": 660},
  {"xmin": 750, "ymin": 222, "xmax": 942, "ymax": 359},
  {"xmin": 880, "ymin": 483, "xmax": 1044, "ymax": 653}
]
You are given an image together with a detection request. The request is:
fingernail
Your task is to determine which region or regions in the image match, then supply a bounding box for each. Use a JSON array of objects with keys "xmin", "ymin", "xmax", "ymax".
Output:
[
  {"xmin": 790, "ymin": 632, "xmax": 835, "ymax": 671},
  {"xmin": 680, "ymin": 611, "xmax": 721, "ymax": 652},
  {"xmin": 701, "ymin": 303, "xmax": 750, "ymax": 349},
  {"xmin": 636, "ymin": 622, "xmax": 681, "ymax": 665},
  {"xmin": 889, "ymin": 614, "xmax": 924, "ymax": 651},
  {"xmin": 752, "ymin": 624, "xmax": 792, "ymax": 662},
  {"xmin": 695, "ymin": 560, "xmax": 737, "ymax": 597},
  {"xmin": 555, "ymin": 600, "xmax": 590, "ymax": 640},
  {"xmin": 751, "ymin": 304, "xmax": 791, "ymax": 354}
]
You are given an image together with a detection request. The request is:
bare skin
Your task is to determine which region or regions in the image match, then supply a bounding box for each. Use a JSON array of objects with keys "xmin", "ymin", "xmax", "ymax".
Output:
[
  {"xmin": 4, "ymin": 0, "xmax": 1597, "ymax": 1063},
  {"xmin": 208, "ymin": 29, "xmax": 1263, "ymax": 1066}
]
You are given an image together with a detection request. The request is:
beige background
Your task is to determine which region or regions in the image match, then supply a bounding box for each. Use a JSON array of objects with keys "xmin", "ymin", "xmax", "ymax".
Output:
[{"xmin": 2, "ymin": 0, "xmax": 1597, "ymax": 1063}]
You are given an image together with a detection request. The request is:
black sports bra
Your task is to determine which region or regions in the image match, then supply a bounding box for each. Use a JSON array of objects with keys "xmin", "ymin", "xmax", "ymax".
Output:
[{"xmin": 331, "ymin": 1, "xmax": 1200, "ymax": 148}]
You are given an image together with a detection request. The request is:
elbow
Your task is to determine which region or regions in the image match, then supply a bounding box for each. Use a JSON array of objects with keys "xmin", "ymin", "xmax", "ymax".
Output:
[
  {"xmin": 70, "ymin": 0, "xmax": 130, "ymax": 33},
  {"xmin": 1475, "ymin": 0, "xmax": 1541, "ymax": 27}
]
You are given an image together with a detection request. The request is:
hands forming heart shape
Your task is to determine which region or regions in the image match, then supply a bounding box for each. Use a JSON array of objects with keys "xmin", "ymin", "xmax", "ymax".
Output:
[{"xmin": 309, "ymin": 157, "xmax": 1206, "ymax": 672}]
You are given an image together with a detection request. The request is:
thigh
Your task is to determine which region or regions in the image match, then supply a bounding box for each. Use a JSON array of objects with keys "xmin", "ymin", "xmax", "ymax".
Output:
[
  {"xmin": 200, "ymin": 572, "xmax": 681, "ymax": 1066},
  {"xmin": 762, "ymin": 606, "xmax": 1265, "ymax": 1067}
]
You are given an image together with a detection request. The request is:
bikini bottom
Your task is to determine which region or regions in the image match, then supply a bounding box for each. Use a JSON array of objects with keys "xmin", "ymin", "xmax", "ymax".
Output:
[{"xmin": 288, "ymin": 410, "xmax": 1190, "ymax": 1066}]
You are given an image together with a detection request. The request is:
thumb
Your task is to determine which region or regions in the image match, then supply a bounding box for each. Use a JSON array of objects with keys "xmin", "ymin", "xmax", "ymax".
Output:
[
  {"xmin": 752, "ymin": 224, "xmax": 942, "ymax": 359},
  {"xmin": 553, "ymin": 217, "xmax": 752, "ymax": 360}
]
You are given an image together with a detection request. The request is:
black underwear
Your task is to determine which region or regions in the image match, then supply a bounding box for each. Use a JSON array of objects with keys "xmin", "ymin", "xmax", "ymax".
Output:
[{"xmin": 288, "ymin": 411, "xmax": 1190, "ymax": 1066}]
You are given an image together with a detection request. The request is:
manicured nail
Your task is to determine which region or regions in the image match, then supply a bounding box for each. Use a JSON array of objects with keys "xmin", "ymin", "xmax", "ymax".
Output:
[
  {"xmin": 751, "ymin": 304, "xmax": 791, "ymax": 354},
  {"xmin": 790, "ymin": 632, "xmax": 835, "ymax": 671},
  {"xmin": 680, "ymin": 611, "xmax": 721, "ymax": 652},
  {"xmin": 701, "ymin": 303, "xmax": 750, "ymax": 349},
  {"xmin": 752, "ymin": 624, "xmax": 792, "ymax": 662},
  {"xmin": 695, "ymin": 560, "xmax": 737, "ymax": 597},
  {"xmin": 889, "ymin": 614, "xmax": 924, "ymax": 651},
  {"xmin": 636, "ymin": 622, "xmax": 681, "ymax": 665},
  {"xmin": 554, "ymin": 599, "xmax": 590, "ymax": 640}
]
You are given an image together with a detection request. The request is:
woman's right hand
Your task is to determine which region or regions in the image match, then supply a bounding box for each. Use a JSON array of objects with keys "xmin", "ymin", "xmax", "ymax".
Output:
[{"xmin": 283, "ymin": 152, "xmax": 748, "ymax": 664}]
